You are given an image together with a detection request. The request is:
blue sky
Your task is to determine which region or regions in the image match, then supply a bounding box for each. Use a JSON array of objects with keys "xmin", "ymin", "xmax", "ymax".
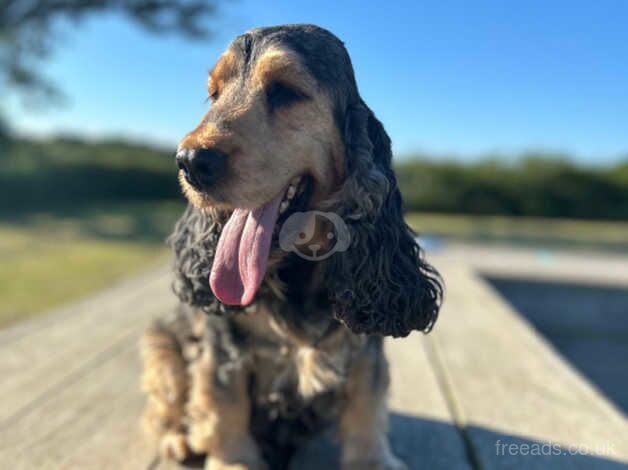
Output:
[{"xmin": 7, "ymin": 0, "xmax": 628, "ymax": 162}]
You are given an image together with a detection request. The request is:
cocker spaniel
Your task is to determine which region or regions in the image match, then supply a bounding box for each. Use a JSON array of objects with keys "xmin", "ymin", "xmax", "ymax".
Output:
[{"xmin": 141, "ymin": 24, "xmax": 443, "ymax": 470}]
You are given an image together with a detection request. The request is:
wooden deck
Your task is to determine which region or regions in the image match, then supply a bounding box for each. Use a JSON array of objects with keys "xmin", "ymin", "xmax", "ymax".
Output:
[{"xmin": 1, "ymin": 246, "xmax": 627, "ymax": 469}]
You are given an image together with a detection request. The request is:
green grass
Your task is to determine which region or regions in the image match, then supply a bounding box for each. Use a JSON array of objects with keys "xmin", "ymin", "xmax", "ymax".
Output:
[
  {"xmin": 0, "ymin": 201, "xmax": 184, "ymax": 328},
  {"xmin": 407, "ymin": 212, "xmax": 628, "ymax": 251},
  {"xmin": 2, "ymin": 204, "xmax": 627, "ymax": 329}
]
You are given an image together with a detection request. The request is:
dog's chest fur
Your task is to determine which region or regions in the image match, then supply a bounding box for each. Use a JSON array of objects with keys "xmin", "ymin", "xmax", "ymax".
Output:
[
  {"xmin": 231, "ymin": 255, "xmax": 363, "ymax": 404},
  {"xmin": 232, "ymin": 302, "xmax": 364, "ymax": 405},
  {"xmin": 209, "ymin": 299, "xmax": 366, "ymax": 459}
]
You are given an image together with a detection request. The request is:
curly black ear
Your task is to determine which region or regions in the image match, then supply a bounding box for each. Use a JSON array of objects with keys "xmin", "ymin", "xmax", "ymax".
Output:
[
  {"xmin": 168, "ymin": 205, "xmax": 228, "ymax": 313},
  {"xmin": 325, "ymin": 100, "xmax": 443, "ymax": 337}
]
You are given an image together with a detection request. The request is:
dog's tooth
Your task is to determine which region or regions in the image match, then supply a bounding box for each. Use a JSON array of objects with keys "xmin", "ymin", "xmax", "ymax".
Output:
[
  {"xmin": 279, "ymin": 200, "xmax": 289, "ymax": 213},
  {"xmin": 244, "ymin": 303, "xmax": 258, "ymax": 314},
  {"xmin": 287, "ymin": 185, "xmax": 296, "ymax": 199}
]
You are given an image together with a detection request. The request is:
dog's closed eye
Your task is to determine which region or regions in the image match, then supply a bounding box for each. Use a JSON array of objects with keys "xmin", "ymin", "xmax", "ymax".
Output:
[{"xmin": 266, "ymin": 81, "xmax": 307, "ymax": 112}]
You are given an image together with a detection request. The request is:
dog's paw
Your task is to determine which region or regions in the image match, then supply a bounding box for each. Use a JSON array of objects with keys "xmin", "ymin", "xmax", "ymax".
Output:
[
  {"xmin": 205, "ymin": 457, "xmax": 269, "ymax": 470},
  {"xmin": 342, "ymin": 454, "xmax": 408, "ymax": 470},
  {"xmin": 159, "ymin": 432, "xmax": 190, "ymax": 461}
]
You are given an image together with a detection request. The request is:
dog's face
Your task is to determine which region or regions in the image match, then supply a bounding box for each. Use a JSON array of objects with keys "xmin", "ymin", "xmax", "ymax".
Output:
[
  {"xmin": 174, "ymin": 25, "xmax": 363, "ymax": 307},
  {"xmin": 171, "ymin": 25, "xmax": 442, "ymax": 336},
  {"xmin": 177, "ymin": 28, "xmax": 347, "ymax": 211}
]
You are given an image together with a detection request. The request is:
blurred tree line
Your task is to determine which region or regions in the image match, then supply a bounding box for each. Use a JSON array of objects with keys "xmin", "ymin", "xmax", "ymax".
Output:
[
  {"xmin": 397, "ymin": 155, "xmax": 628, "ymax": 220},
  {"xmin": 0, "ymin": 137, "xmax": 179, "ymax": 213},
  {"xmin": 1, "ymin": 137, "xmax": 627, "ymax": 220}
]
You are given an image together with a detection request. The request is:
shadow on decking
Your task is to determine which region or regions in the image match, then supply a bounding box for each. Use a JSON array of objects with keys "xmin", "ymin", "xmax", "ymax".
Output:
[
  {"xmin": 486, "ymin": 277, "xmax": 628, "ymax": 415},
  {"xmin": 170, "ymin": 414, "xmax": 626, "ymax": 470}
]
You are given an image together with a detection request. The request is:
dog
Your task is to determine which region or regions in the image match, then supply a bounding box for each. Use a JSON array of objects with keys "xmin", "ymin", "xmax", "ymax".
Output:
[{"xmin": 141, "ymin": 24, "xmax": 443, "ymax": 470}]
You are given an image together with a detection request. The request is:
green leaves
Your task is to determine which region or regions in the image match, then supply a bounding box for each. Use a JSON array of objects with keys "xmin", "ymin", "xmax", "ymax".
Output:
[
  {"xmin": 1, "ymin": 0, "xmax": 219, "ymax": 106},
  {"xmin": 396, "ymin": 154, "xmax": 628, "ymax": 220}
]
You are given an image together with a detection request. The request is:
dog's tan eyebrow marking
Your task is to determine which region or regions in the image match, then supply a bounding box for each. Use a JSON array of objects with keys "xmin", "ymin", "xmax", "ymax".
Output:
[
  {"xmin": 252, "ymin": 48, "xmax": 314, "ymax": 90},
  {"xmin": 208, "ymin": 49, "xmax": 238, "ymax": 95}
]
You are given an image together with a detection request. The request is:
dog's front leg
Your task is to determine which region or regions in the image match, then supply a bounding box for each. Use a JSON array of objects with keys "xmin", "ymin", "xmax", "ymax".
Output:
[
  {"xmin": 187, "ymin": 344, "xmax": 267, "ymax": 470},
  {"xmin": 339, "ymin": 340, "xmax": 407, "ymax": 470}
]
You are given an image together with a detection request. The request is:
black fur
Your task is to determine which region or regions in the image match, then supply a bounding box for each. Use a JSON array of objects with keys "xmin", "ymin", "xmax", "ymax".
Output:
[
  {"xmin": 324, "ymin": 101, "xmax": 443, "ymax": 337},
  {"xmin": 169, "ymin": 205, "xmax": 226, "ymax": 314}
]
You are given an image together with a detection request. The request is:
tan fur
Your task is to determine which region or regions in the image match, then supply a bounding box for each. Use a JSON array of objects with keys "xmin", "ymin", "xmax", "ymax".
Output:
[
  {"xmin": 140, "ymin": 323, "xmax": 190, "ymax": 460},
  {"xmin": 209, "ymin": 50, "xmax": 239, "ymax": 98},
  {"xmin": 159, "ymin": 432, "xmax": 189, "ymax": 461},
  {"xmin": 296, "ymin": 346, "xmax": 339, "ymax": 398},
  {"xmin": 251, "ymin": 48, "xmax": 315, "ymax": 90},
  {"xmin": 179, "ymin": 121, "xmax": 224, "ymax": 150},
  {"xmin": 295, "ymin": 324, "xmax": 360, "ymax": 398},
  {"xmin": 141, "ymin": 315, "xmax": 267, "ymax": 469},
  {"xmin": 186, "ymin": 347, "xmax": 265, "ymax": 468},
  {"xmin": 178, "ymin": 45, "xmax": 344, "ymax": 211}
]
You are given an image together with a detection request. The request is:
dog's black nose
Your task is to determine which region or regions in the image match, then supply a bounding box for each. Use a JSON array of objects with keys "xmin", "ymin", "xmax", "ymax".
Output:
[{"xmin": 176, "ymin": 147, "xmax": 227, "ymax": 190}]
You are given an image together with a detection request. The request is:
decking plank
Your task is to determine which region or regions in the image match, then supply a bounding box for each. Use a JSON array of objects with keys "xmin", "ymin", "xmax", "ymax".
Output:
[
  {"xmin": 0, "ymin": 269, "xmax": 174, "ymax": 423},
  {"xmin": 442, "ymin": 242, "xmax": 628, "ymax": 287},
  {"xmin": 429, "ymin": 258, "xmax": 628, "ymax": 468},
  {"xmin": 0, "ymin": 339, "xmax": 156, "ymax": 469},
  {"xmin": 0, "ymin": 266, "xmax": 171, "ymax": 346}
]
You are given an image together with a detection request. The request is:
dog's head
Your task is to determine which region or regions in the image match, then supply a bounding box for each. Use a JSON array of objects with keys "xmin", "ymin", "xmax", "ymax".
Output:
[
  {"xmin": 172, "ymin": 24, "xmax": 442, "ymax": 336},
  {"xmin": 176, "ymin": 25, "xmax": 353, "ymax": 209}
]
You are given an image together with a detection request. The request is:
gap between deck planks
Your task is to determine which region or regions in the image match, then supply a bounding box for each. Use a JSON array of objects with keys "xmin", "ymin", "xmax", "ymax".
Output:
[{"xmin": 427, "ymin": 257, "xmax": 628, "ymax": 470}]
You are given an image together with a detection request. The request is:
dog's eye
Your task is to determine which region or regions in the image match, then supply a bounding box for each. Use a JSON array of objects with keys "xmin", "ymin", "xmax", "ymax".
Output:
[
  {"xmin": 266, "ymin": 82, "xmax": 305, "ymax": 111},
  {"xmin": 209, "ymin": 90, "xmax": 219, "ymax": 102}
]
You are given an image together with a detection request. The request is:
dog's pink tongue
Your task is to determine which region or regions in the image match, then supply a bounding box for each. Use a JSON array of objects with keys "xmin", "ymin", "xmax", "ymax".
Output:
[{"xmin": 210, "ymin": 192, "xmax": 284, "ymax": 305}]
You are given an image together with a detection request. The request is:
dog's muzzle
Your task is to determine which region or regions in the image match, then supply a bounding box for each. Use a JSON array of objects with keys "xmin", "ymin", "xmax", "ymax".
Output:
[{"xmin": 176, "ymin": 147, "xmax": 227, "ymax": 190}]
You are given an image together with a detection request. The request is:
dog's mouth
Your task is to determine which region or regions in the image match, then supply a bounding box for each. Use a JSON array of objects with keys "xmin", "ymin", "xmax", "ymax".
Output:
[{"xmin": 209, "ymin": 176, "xmax": 311, "ymax": 306}]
